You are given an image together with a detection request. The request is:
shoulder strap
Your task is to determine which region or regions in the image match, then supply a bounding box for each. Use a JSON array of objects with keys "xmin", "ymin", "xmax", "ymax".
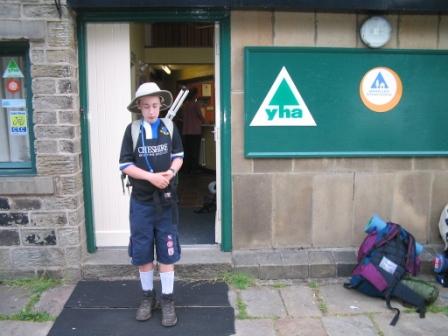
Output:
[
  {"xmin": 160, "ymin": 117, "xmax": 173, "ymax": 140},
  {"xmin": 131, "ymin": 119, "xmax": 141, "ymax": 151}
]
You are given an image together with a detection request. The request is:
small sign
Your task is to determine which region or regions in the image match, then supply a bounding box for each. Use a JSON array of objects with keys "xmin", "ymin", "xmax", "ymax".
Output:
[
  {"xmin": 250, "ymin": 67, "xmax": 316, "ymax": 127},
  {"xmin": 1, "ymin": 99, "xmax": 26, "ymax": 108},
  {"xmin": 9, "ymin": 111, "xmax": 28, "ymax": 135},
  {"xmin": 2, "ymin": 59, "xmax": 24, "ymax": 78},
  {"xmin": 6, "ymin": 78, "xmax": 21, "ymax": 94},
  {"xmin": 359, "ymin": 67, "xmax": 402, "ymax": 112}
]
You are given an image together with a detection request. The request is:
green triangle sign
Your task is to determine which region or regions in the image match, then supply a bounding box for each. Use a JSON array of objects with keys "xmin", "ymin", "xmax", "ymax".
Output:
[
  {"xmin": 250, "ymin": 67, "xmax": 316, "ymax": 127},
  {"xmin": 3, "ymin": 59, "xmax": 24, "ymax": 78}
]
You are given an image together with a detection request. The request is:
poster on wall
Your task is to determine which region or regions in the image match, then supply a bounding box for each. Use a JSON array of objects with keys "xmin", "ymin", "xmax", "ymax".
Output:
[
  {"xmin": 244, "ymin": 47, "xmax": 448, "ymax": 157},
  {"xmin": 9, "ymin": 110, "xmax": 28, "ymax": 136}
]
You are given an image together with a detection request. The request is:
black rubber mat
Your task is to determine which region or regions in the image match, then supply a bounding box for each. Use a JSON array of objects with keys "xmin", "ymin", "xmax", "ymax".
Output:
[
  {"xmin": 49, "ymin": 280, "xmax": 235, "ymax": 336},
  {"xmin": 65, "ymin": 280, "xmax": 230, "ymax": 308}
]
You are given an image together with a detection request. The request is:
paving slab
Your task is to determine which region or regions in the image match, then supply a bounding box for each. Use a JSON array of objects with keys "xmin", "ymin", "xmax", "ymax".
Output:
[
  {"xmin": 233, "ymin": 319, "xmax": 275, "ymax": 336},
  {"xmin": 319, "ymin": 283, "xmax": 386, "ymax": 314},
  {"xmin": 35, "ymin": 284, "xmax": 76, "ymax": 317},
  {"xmin": 275, "ymin": 317, "xmax": 327, "ymax": 336},
  {"xmin": 0, "ymin": 321, "xmax": 53, "ymax": 336},
  {"xmin": 321, "ymin": 315, "xmax": 378, "ymax": 336},
  {"xmin": 373, "ymin": 312, "xmax": 448, "ymax": 336},
  {"xmin": 0, "ymin": 285, "xmax": 30, "ymax": 315},
  {"xmin": 240, "ymin": 287, "xmax": 287, "ymax": 318},
  {"xmin": 280, "ymin": 285, "xmax": 322, "ymax": 317}
]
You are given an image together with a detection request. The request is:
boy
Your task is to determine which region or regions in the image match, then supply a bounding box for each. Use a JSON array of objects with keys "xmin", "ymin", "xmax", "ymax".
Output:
[{"xmin": 119, "ymin": 82, "xmax": 184, "ymax": 327}]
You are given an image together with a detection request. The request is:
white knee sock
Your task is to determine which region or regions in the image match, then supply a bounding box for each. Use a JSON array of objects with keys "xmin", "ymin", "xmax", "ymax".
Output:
[
  {"xmin": 139, "ymin": 270, "xmax": 154, "ymax": 292},
  {"xmin": 160, "ymin": 271, "xmax": 174, "ymax": 295}
]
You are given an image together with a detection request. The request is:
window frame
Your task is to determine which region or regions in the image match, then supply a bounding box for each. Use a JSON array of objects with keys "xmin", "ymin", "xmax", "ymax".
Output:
[{"xmin": 0, "ymin": 41, "xmax": 36, "ymax": 175}]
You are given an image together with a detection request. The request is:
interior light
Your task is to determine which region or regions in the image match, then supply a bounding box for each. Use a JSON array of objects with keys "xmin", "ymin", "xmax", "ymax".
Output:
[{"xmin": 161, "ymin": 65, "xmax": 171, "ymax": 75}]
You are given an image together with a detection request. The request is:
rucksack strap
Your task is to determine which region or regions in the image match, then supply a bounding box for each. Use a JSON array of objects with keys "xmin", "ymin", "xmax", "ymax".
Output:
[{"xmin": 385, "ymin": 295, "xmax": 401, "ymax": 326}]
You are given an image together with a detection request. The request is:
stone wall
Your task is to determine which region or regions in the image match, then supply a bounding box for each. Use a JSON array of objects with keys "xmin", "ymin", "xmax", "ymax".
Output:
[
  {"xmin": 231, "ymin": 11, "xmax": 448, "ymax": 249},
  {"xmin": 0, "ymin": 1, "xmax": 84, "ymax": 280}
]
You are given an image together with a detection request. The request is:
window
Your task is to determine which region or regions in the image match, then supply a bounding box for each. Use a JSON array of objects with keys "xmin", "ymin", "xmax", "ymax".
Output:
[{"xmin": 0, "ymin": 42, "xmax": 34, "ymax": 174}]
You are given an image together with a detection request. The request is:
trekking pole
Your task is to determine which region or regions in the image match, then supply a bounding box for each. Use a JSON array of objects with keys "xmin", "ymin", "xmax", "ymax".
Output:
[{"xmin": 165, "ymin": 86, "xmax": 189, "ymax": 120}]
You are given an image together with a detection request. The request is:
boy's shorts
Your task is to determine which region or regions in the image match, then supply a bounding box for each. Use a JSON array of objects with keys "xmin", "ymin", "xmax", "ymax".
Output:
[{"xmin": 128, "ymin": 197, "xmax": 181, "ymax": 266}]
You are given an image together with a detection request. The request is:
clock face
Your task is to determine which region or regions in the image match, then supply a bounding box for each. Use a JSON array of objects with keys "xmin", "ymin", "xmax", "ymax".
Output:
[{"xmin": 360, "ymin": 16, "xmax": 392, "ymax": 48}]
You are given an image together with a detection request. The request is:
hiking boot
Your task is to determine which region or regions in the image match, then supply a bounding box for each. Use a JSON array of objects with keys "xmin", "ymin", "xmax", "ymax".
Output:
[
  {"xmin": 160, "ymin": 294, "xmax": 177, "ymax": 327},
  {"xmin": 136, "ymin": 290, "xmax": 156, "ymax": 321}
]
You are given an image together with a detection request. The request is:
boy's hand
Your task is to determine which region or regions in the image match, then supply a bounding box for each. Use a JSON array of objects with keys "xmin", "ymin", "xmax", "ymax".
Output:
[
  {"xmin": 147, "ymin": 173, "xmax": 170, "ymax": 189},
  {"xmin": 160, "ymin": 169, "xmax": 175, "ymax": 181}
]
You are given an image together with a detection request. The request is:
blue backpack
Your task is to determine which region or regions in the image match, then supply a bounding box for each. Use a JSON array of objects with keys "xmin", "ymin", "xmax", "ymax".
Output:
[{"xmin": 344, "ymin": 222, "xmax": 426, "ymax": 326}]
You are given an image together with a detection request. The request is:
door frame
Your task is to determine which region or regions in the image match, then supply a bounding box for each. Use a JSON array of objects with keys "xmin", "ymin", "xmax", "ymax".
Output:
[{"xmin": 77, "ymin": 9, "xmax": 232, "ymax": 252}]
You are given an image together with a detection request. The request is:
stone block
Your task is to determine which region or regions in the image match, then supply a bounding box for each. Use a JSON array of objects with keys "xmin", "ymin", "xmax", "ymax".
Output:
[
  {"xmin": 391, "ymin": 172, "xmax": 432, "ymax": 242},
  {"xmin": 0, "ymin": 213, "xmax": 29, "ymax": 226},
  {"xmin": 321, "ymin": 315, "xmax": 377, "ymax": 336},
  {"xmin": 0, "ymin": 249, "xmax": 11, "ymax": 268},
  {"xmin": 34, "ymin": 125, "xmax": 75, "ymax": 139},
  {"xmin": 21, "ymin": 229, "xmax": 56, "ymax": 246},
  {"xmin": 40, "ymin": 195, "xmax": 81, "ymax": 211},
  {"xmin": 399, "ymin": 15, "xmax": 438, "ymax": 49},
  {"xmin": 58, "ymin": 227, "xmax": 80, "ymax": 246},
  {"xmin": 334, "ymin": 249, "xmax": 357, "ymax": 277},
  {"xmin": 254, "ymin": 159, "xmax": 292, "ymax": 173},
  {"xmin": 59, "ymin": 139, "xmax": 81, "ymax": 154},
  {"xmin": 0, "ymin": 286, "xmax": 31, "ymax": 315},
  {"xmin": 309, "ymin": 251, "xmax": 336, "ymax": 278},
  {"xmin": 58, "ymin": 110, "xmax": 80, "ymax": 124},
  {"xmin": 30, "ymin": 212, "xmax": 67, "ymax": 226},
  {"xmin": 240, "ymin": 287, "xmax": 287, "ymax": 318},
  {"xmin": 231, "ymin": 11, "xmax": 273, "ymax": 91},
  {"xmin": 0, "ymin": 198, "xmax": 10, "ymax": 210},
  {"xmin": 259, "ymin": 264, "xmax": 308, "ymax": 280},
  {"xmin": 353, "ymin": 173, "xmax": 395, "ymax": 244},
  {"xmin": 312, "ymin": 174, "xmax": 354, "ymax": 247},
  {"xmin": 31, "ymin": 50, "xmax": 45, "ymax": 64},
  {"xmin": 48, "ymin": 50, "xmax": 77, "ymax": 64},
  {"xmin": 13, "ymin": 198, "xmax": 41, "ymax": 210},
  {"xmin": 23, "ymin": 4, "xmax": 64, "ymax": 18},
  {"xmin": 273, "ymin": 174, "xmax": 313, "ymax": 247},
  {"xmin": 58, "ymin": 79, "xmax": 78, "ymax": 94},
  {"xmin": 280, "ymin": 286, "xmax": 322, "ymax": 317},
  {"xmin": 274, "ymin": 12, "xmax": 315, "ymax": 46},
  {"xmin": 234, "ymin": 320, "xmax": 275, "ymax": 336},
  {"xmin": 0, "ymin": 4, "xmax": 20, "ymax": 18},
  {"xmin": 37, "ymin": 155, "xmax": 80, "ymax": 175},
  {"xmin": 35, "ymin": 285, "xmax": 76, "ymax": 317},
  {"xmin": 47, "ymin": 21, "xmax": 75, "ymax": 47},
  {"xmin": 440, "ymin": 15, "xmax": 448, "ymax": 49},
  {"xmin": 11, "ymin": 247, "xmax": 65, "ymax": 267},
  {"xmin": 64, "ymin": 246, "xmax": 82, "ymax": 265},
  {"xmin": 316, "ymin": 13, "xmax": 357, "ymax": 47},
  {"xmin": 36, "ymin": 140, "xmax": 58, "ymax": 154},
  {"xmin": 33, "ymin": 95, "xmax": 73, "ymax": 110},
  {"xmin": 35, "ymin": 110, "xmax": 58, "ymax": 124},
  {"xmin": 414, "ymin": 157, "xmax": 448, "ymax": 170},
  {"xmin": 0, "ymin": 20, "xmax": 45, "ymax": 40},
  {"xmin": 0, "ymin": 229, "xmax": 20, "ymax": 246},
  {"xmin": 233, "ymin": 174, "xmax": 273, "ymax": 249},
  {"xmin": 429, "ymin": 172, "xmax": 448, "ymax": 242},
  {"xmin": 32, "ymin": 65, "xmax": 72, "ymax": 78},
  {"xmin": 231, "ymin": 92, "xmax": 252, "ymax": 174},
  {"xmin": 293, "ymin": 158, "xmax": 333, "ymax": 172},
  {"xmin": 374, "ymin": 158, "xmax": 412, "ymax": 171},
  {"xmin": 0, "ymin": 177, "xmax": 54, "ymax": 195},
  {"xmin": 332, "ymin": 158, "xmax": 375, "ymax": 172},
  {"xmin": 56, "ymin": 173, "xmax": 83, "ymax": 195},
  {"xmin": 275, "ymin": 317, "xmax": 327, "ymax": 336},
  {"xmin": 32, "ymin": 79, "xmax": 56, "ymax": 95}
]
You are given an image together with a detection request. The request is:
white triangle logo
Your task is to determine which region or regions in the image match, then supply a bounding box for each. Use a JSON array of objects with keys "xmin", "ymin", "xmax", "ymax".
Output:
[{"xmin": 250, "ymin": 67, "xmax": 316, "ymax": 127}]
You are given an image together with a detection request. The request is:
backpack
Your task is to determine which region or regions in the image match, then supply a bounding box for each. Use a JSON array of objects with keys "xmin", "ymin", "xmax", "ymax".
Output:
[
  {"xmin": 120, "ymin": 117, "xmax": 174, "ymax": 194},
  {"xmin": 344, "ymin": 222, "xmax": 426, "ymax": 326}
]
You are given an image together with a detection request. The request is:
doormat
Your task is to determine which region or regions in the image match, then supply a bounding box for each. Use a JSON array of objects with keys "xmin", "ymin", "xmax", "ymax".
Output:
[{"xmin": 48, "ymin": 280, "xmax": 235, "ymax": 336}]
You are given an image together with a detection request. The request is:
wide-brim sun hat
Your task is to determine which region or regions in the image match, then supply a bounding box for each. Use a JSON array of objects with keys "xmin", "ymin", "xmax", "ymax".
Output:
[{"xmin": 127, "ymin": 82, "xmax": 173, "ymax": 113}]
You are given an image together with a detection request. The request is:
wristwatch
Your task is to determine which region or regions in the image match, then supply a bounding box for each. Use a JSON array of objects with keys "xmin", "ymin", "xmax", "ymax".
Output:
[{"xmin": 169, "ymin": 168, "xmax": 177, "ymax": 176}]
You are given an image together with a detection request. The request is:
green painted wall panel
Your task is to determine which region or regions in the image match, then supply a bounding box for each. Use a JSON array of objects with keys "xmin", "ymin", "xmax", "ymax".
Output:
[{"xmin": 244, "ymin": 47, "xmax": 448, "ymax": 157}]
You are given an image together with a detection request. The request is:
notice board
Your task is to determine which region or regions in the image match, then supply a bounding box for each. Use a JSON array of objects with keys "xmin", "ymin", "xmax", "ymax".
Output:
[{"xmin": 244, "ymin": 47, "xmax": 448, "ymax": 157}]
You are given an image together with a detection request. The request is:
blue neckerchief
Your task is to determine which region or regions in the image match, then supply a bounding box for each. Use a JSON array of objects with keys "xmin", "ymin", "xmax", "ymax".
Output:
[{"xmin": 140, "ymin": 119, "xmax": 161, "ymax": 172}]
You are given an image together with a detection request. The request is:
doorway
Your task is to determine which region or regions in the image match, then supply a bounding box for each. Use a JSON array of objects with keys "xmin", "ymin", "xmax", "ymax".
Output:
[{"xmin": 85, "ymin": 21, "xmax": 219, "ymax": 247}]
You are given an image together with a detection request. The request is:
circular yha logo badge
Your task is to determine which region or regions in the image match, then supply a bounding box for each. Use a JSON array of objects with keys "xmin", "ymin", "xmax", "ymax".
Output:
[
  {"xmin": 359, "ymin": 67, "xmax": 402, "ymax": 112},
  {"xmin": 6, "ymin": 78, "xmax": 21, "ymax": 94}
]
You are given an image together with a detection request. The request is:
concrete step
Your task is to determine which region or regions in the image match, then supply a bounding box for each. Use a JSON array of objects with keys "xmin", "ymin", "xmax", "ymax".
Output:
[{"xmin": 82, "ymin": 245, "xmax": 441, "ymax": 281}]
